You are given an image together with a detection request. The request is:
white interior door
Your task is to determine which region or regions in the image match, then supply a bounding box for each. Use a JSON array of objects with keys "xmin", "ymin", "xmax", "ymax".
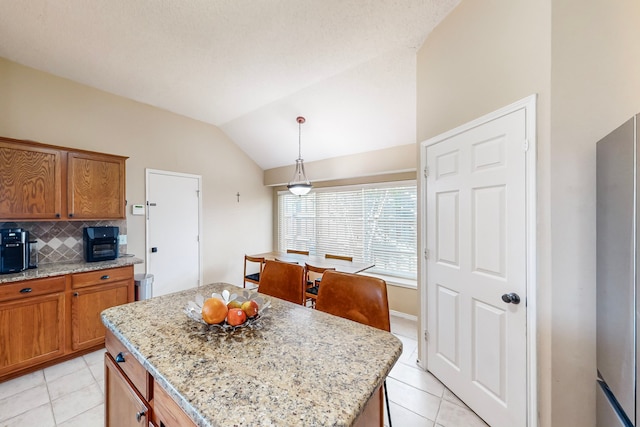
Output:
[
  {"xmin": 425, "ymin": 108, "xmax": 528, "ymax": 427},
  {"xmin": 146, "ymin": 169, "xmax": 201, "ymax": 297}
]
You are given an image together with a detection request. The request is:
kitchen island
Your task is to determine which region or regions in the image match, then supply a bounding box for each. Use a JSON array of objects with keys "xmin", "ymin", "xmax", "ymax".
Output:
[{"xmin": 101, "ymin": 282, "xmax": 402, "ymax": 426}]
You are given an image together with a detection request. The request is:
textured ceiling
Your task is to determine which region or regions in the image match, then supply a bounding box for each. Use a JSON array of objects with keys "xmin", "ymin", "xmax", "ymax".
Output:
[{"xmin": 0, "ymin": 0, "xmax": 459, "ymax": 169}]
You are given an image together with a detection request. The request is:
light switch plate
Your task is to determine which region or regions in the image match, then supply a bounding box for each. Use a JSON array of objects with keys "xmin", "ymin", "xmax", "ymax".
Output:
[
  {"xmin": 132, "ymin": 204, "xmax": 145, "ymax": 215},
  {"xmin": 118, "ymin": 235, "xmax": 127, "ymax": 245}
]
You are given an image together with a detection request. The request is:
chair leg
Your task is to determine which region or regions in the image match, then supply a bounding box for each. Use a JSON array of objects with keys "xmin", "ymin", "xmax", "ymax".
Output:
[{"xmin": 384, "ymin": 380, "xmax": 392, "ymax": 427}]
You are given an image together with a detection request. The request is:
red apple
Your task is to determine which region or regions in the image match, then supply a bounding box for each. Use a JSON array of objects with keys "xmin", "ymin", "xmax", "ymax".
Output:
[
  {"xmin": 226, "ymin": 308, "xmax": 247, "ymax": 326},
  {"xmin": 241, "ymin": 300, "xmax": 259, "ymax": 318}
]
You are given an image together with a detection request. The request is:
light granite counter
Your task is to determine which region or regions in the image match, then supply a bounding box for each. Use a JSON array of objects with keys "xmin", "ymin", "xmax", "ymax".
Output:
[
  {"xmin": 101, "ymin": 282, "xmax": 403, "ymax": 427},
  {"xmin": 0, "ymin": 256, "xmax": 143, "ymax": 284}
]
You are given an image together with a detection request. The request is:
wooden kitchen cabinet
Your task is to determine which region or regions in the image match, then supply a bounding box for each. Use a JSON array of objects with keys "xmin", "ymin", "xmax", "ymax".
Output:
[
  {"xmin": 0, "ymin": 276, "xmax": 66, "ymax": 377},
  {"xmin": 0, "ymin": 136, "xmax": 127, "ymax": 221},
  {"xmin": 105, "ymin": 353, "xmax": 150, "ymax": 427},
  {"xmin": 0, "ymin": 265, "xmax": 135, "ymax": 382},
  {"xmin": 67, "ymin": 151, "xmax": 126, "ymax": 219},
  {"xmin": 0, "ymin": 139, "xmax": 63, "ymax": 219},
  {"xmin": 71, "ymin": 266, "xmax": 134, "ymax": 351}
]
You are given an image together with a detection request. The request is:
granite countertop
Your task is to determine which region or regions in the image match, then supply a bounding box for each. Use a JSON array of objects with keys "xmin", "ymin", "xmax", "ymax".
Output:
[
  {"xmin": 101, "ymin": 282, "xmax": 403, "ymax": 427},
  {"xmin": 0, "ymin": 256, "xmax": 143, "ymax": 283}
]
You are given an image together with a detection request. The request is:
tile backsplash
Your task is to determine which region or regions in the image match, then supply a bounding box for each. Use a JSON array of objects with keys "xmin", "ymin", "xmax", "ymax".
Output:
[{"xmin": 0, "ymin": 220, "xmax": 127, "ymax": 264}]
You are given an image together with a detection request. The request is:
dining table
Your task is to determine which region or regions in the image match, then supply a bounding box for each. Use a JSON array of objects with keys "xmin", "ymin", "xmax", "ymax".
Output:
[
  {"xmin": 101, "ymin": 282, "xmax": 402, "ymax": 426},
  {"xmin": 249, "ymin": 251, "xmax": 374, "ymax": 274}
]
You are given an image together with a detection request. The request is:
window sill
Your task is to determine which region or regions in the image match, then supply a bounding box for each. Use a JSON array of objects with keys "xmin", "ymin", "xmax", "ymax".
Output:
[{"xmin": 359, "ymin": 272, "xmax": 417, "ymax": 289}]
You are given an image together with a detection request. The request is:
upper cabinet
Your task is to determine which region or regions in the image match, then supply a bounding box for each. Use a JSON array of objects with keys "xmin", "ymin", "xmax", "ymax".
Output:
[{"xmin": 0, "ymin": 137, "xmax": 127, "ymax": 221}]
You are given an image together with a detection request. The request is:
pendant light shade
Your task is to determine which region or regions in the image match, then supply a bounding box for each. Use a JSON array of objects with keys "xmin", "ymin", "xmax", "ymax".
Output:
[{"xmin": 287, "ymin": 116, "xmax": 312, "ymax": 196}]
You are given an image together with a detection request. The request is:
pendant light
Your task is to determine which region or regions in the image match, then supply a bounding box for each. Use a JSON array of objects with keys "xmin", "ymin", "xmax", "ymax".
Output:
[{"xmin": 287, "ymin": 116, "xmax": 312, "ymax": 196}]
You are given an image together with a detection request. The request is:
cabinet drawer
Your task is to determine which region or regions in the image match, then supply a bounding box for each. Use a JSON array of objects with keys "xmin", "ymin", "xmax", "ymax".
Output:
[
  {"xmin": 105, "ymin": 329, "xmax": 149, "ymax": 400},
  {"xmin": 0, "ymin": 276, "xmax": 66, "ymax": 303},
  {"xmin": 72, "ymin": 266, "xmax": 132, "ymax": 289},
  {"xmin": 153, "ymin": 379, "xmax": 198, "ymax": 427}
]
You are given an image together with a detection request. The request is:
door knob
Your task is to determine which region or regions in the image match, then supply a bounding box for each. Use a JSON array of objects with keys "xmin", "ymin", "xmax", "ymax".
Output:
[
  {"xmin": 501, "ymin": 293, "xmax": 521, "ymax": 304},
  {"xmin": 151, "ymin": 247, "xmax": 158, "ymax": 253}
]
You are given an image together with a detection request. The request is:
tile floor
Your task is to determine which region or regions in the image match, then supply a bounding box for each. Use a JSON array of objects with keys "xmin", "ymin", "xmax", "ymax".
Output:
[{"xmin": 0, "ymin": 315, "xmax": 488, "ymax": 427}]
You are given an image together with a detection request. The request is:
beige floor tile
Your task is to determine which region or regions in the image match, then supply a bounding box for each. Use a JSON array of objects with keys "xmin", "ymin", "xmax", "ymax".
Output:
[
  {"xmin": 386, "ymin": 377, "xmax": 441, "ymax": 421},
  {"xmin": 88, "ymin": 361, "xmax": 104, "ymax": 383},
  {"xmin": 385, "ymin": 401, "xmax": 435, "ymax": 427},
  {"xmin": 0, "ymin": 383, "xmax": 50, "ymax": 422},
  {"xmin": 57, "ymin": 403, "xmax": 104, "ymax": 427},
  {"xmin": 389, "ymin": 362, "xmax": 445, "ymax": 398},
  {"xmin": 390, "ymin": 315, "xmax": 418, "ymax": 339},
  {"xmin": 435, "ymin": 400, "xmax": 489, "ymax": 427},
  {"xmin": 51, "ymin": 383, "xmax": 103, "ymax": 424},
  {"xmin": 82, "ymin": 349, "xmax": 106, "ymax": 367},
  {"xmin": 0, "ymin": 402, "xmax": 55, "ymax": 427},
  {"xmin": 44, "ymin": 357, "xmax": 87, "ymax": 382},
  {"xmin": 0, "ymin": 370, "xmax": 45, "ymax": 400},
  {"xmin": 442, "ymin": 388, "xmax": 467, "ymax": 409},
  {"xmin": 47, "ymin": 367, "xmax": 97, "ymax": 401}
]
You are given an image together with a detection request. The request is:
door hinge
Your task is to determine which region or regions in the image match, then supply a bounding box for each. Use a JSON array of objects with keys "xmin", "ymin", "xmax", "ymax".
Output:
[
  {"xmin": 523, "ymin": 139, "xmax": 529, "ymax": 151},
  {"xmin": 424, "ymin": 166, "xmax": 429, "ymax": 178},
  {"xmin": 424, "ymin": 330, "xmax": 429, "ymax": 342},
  {"xmin": 196, "ymin": 190, "xmax": 200, "ymax": 197},
  {"xmin": 424, "ymin": 249, "xmax": 430, "ymax": 260}
]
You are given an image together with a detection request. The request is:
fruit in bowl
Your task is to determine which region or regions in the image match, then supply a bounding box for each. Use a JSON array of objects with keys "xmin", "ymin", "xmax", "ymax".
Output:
[
  {"xmin": 241, "ymin": 300, "xmax": 260, "ymax": 318},
  {"xmin": 227, "ymin": 308, "xmax": 247, "ymax": 326},
  {"xmin": 201, "ymin": 298, "xmax": 228, "ymax": 325}
]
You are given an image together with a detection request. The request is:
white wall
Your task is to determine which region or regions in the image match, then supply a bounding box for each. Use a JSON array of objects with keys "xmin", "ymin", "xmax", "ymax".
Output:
[{"xmin": 0, "ymin": 57, "xmax": 273, "ymax": 286}]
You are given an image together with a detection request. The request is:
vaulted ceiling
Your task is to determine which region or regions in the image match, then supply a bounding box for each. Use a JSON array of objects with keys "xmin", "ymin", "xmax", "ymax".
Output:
[{"xmin": 0, "ymin": 0, "xmax": 459, "ymax": 169}]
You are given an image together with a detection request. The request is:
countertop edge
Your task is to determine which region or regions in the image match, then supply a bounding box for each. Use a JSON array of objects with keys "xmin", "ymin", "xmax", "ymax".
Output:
[{"xmin": 0, "ymin": 257, "xmax": 144, "ymax": 283}]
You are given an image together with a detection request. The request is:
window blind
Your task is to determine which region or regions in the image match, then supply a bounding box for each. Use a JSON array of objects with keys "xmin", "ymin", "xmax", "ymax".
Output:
[{"xmin": 278, "ymin": 181, "xmax": 417, "ymax": 280}]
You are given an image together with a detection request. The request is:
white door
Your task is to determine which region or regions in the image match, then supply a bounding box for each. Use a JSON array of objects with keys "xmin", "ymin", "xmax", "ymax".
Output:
[
  {"xmin": 146, "ymin": 169, "xmax": 201, "ymax": 297},
  {"xmin": 425, "ymin": 108, "xmax": 528, "ymax": 427}
]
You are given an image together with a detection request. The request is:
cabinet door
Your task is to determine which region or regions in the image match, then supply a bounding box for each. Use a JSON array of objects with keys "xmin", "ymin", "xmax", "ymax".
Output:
[
  {"xmin": 0, "ymin": 140, "xmax": 62, "ymax": 219},
  {"xmin": 71, "ymin": 281, "xmax": 129, "ymax": 350},
  {"xmin": 0, "ymin": 292, "xmax": 65, "ymax": 376},
  {"xmin": 105, "ymin": 353, "xmax": 149, "ymax": 427},
  {"xmin": 67, "ymin": 151, "xmax": 126, "ymax": 219}
]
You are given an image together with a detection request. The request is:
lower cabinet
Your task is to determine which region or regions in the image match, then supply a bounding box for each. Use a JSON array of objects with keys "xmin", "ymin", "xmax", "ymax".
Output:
[
  {"xmin": 0, "ymin": 265, "xmax": 134, "ymax": 382},
  {"xmin": 0, "ymin": 279, "xmax": 66, "ymax": 377},
  {"xmin": 71, "ymin": 281, "xmax": 130, "ymax": 350},
  {"xmin": 105, "ymin": 330, "xmax": 197, "ymax": 427},
  {"xmin": 105, "ymin": 353, "xmax": 150, "ymax": 427}
]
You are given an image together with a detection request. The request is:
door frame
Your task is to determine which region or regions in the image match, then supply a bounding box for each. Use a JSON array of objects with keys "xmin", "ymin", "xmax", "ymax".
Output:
[
  {"xmin": 418, "ymin": 95, "xmax": 537, "ymax": 426},
  {"xmin": 145, "ymin": 168, "xmax": 203, "ymax": 288}
]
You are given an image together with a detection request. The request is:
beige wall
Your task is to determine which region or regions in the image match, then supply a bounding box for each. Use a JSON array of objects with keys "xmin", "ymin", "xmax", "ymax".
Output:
[
  {"xmin": 417, "ymin": 0, "xmax": 553, "ymax": 425},
  {"xmin": 0, "ymin": 58, "xmax": 273, "ymax": 286},
  {"xmin": 550, "ymin": 1, "xmax": 640, "ymax": 426},
  {"xmin": 418, "ymin": 0, "xmax": 640, "ymax": 426}
]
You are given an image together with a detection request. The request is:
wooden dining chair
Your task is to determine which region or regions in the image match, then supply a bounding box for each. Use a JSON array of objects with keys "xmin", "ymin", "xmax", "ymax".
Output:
[
  {"xmin": 244, "ymin": 255, "xmax": 265, "ymax": 289},
  {"xmin": 325, "ymin": 253, "xmax": 353, "ymax": 262},
  {"xmin": 315, "ymin": 270, "xmax": 393, "ymax": 426},
  {"xmin": 287, "ymin": 249, "xmax": 310, "ymax": 255},
  {"xmin": 304, "ymin": 263, "xmax": 335, "ymax": 308},
  {"xmin": 258, "ymin": 260, "xmax": 306, "ymax": 305}
]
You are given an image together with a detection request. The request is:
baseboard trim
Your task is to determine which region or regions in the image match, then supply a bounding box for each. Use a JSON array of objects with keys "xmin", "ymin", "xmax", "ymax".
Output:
[{"xmin": 389, "ymin": 310, "xmax": 417, "ymax": 321}]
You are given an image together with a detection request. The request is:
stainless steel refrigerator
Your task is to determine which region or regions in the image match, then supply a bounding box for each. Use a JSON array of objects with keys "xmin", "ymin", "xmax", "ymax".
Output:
[{"xmin": 597, "ymin": 113, "xmax": 639, "ymax": 427}]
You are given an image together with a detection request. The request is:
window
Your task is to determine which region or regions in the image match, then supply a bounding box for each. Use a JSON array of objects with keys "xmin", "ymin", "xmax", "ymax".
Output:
[{"xmin": 278, "ymin": 181, "xmax": 417, "ymax": 282}]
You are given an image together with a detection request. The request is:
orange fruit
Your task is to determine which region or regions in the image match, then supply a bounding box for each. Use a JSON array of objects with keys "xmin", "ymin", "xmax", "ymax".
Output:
[
  {"xmin": 201, "ymin": 298, "xmax": 228, "ymax": 324},
  {"xmin": 227, "ymin": 308, "xmax": 247, "ymax": 326}
]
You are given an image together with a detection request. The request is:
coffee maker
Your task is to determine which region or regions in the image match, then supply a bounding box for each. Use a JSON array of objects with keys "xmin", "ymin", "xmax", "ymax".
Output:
[{"xmin": 0, "ymin": 228, "xmax": 30, "ymax": 274}]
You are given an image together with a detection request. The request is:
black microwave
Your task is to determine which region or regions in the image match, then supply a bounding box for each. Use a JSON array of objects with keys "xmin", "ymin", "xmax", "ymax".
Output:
[{"xmin": 83, "ymin": 226, "xmax": 119, "ymax": 262}]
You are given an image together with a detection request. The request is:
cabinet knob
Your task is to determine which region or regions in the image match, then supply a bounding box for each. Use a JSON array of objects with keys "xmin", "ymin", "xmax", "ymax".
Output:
[
  {"xmin": 73, "ymin": 292, "xmax": 79, "ymax": 297},
  {"xmin": 19, "ymin": 288, "xmax": 32, "ymax": 293},
  {"xmin": 115, "ymin": 352, "xmax": 125, "ymax": 363},
  {"xmin": 101, "ymin": 275, "xmax": 110, "ymax": 280},
  {"xmin": 69, "ymin": 213, "xmax": 74, "ymax": 217},
  {"xmin": 135, "ymin": 410, "xmax": 146, "ymax": 423},
  {"xmin": 55, "ymin": 213, "xmax": 61, "ymax": 218}
]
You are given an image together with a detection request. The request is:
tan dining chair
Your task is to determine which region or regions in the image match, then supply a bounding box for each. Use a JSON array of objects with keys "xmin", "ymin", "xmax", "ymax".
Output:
[
  {"xmin": 258, "ymin": 260, "xmax": 306, "ymax": 305},
  {"xmin": 244, "ymin": 255, "xmax": 265, "ymax": 289},
  {"xmin": 304, "ymin": 263, "xmax": 335, "ymax": 308},
  {"xmin": 315, "ymin": 270, "xmax": 393, "ymax": 426},
  {"xmin": 325, "ymin": 253, "xmax": 353, "ymax": 262},
  {"xmin": 287, "ymin": 249, "xmax": 310, "ymax": 255}
]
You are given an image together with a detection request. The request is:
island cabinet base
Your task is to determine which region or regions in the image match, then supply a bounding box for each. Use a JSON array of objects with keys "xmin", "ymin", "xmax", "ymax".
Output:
[{"xmin": 105, "ymin": 329, "xmax": 383, "ymax": 427}]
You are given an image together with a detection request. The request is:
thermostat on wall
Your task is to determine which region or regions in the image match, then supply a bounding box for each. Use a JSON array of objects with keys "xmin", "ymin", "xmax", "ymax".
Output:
[{"xmin": 132, "ymin": 204, "xmax": 145, "ymax": 215}]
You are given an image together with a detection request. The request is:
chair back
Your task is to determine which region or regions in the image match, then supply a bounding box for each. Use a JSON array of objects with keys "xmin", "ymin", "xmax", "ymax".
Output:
[
  {"xmin": 259, "ymin": 260, "xmax": 306, "ymax": 305},
  {"xmin": 315, "ymin": 270, "xmax": 390, "ymax": 331},
  {"xmin": 287, "ymin": 249, "xmax": 310, "ymax": 255},
  {"xmin": 244, "ymin": 255, "xmax": 265, "ymax": 288},
  {"xmin": 325, "ymin": 253, "xmax": 353, "ymax": 262}
]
